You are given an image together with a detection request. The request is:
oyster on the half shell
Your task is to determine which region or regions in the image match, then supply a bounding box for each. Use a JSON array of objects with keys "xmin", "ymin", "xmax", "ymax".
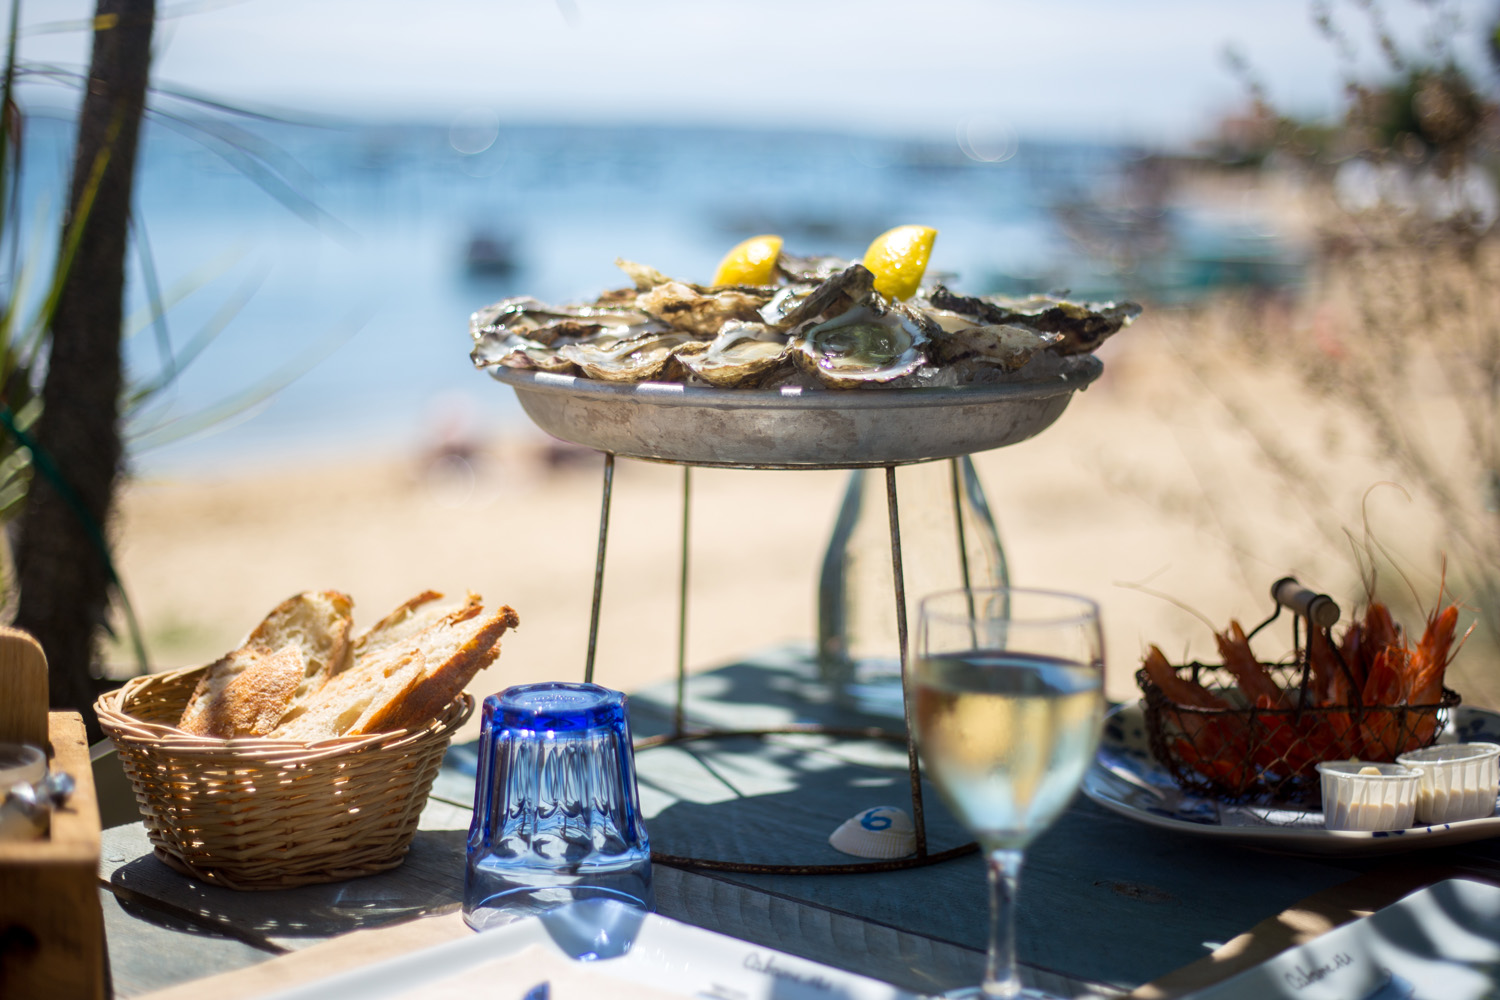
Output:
[
  {"xmin": 470, "ymin": 331, "xmax": 578, "ymax": 374},
  {"xmin": 676, "ymin": 321, "xmax": 790, "ymax": 388},
  {"xmin": 558, "ymin": 329, "xmax": 697, "ymax": 382},
  {"xmin": 928, "ymin": 319, "xmax": 1061, "ymax": 371},
  {"xmin": 636, "ymin": 280, "xmax": 772, "ymax": 337},
  {"xmin": 792, "ymin": 304, "xmax": 929, "ymax": 389},
  {"xmin": 760, "ymin": 263, "xmax": 876, "ymax": 331},
  {"xmin": 470, "ymin": 296, "xmax": 654, "ymax": 344},
  {"xmin": 927, "ymin": 286, "xmax": 1141, "ymax": 356}
]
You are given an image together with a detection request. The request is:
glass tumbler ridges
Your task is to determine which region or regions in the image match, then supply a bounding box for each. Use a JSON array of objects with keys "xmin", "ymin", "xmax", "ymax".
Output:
[{"xmin": 464, "ymin": 682, "xmax": 652, "ymax": 930}]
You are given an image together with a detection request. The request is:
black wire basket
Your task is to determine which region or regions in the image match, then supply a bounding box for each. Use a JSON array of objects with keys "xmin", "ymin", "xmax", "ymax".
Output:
[{"xmin": 1138, "ymin": 660, "xmax": 1460, "ymax": 805}]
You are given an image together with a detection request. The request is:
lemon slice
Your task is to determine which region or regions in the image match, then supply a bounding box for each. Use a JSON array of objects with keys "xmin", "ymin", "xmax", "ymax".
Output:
[
  {"xmin": 711, "ymin": 234, "xmax": 783, "ymax": 286},
  {"xmin": 862, "ymin": 225, "xmax": 937, "ymax": 300}
]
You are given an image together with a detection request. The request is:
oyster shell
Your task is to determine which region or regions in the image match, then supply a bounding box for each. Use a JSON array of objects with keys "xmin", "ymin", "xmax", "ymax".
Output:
[
  {"xmin": 676, "ymin": 321, "xmax": 791, "ymax": 388},
  {"xmin": 760, "ymin": 263, "xmax": 876, "ymax": 331},
  {"xmin": 470, "ymin": 331, "xmax": 577, "ymax": 374},
  {"xmin": 470, "ymin": 296, "xmax": 656, "ymax": 346},
  {"xmin": 828, "ymin": 806, "xmax": 916, "ymax": 859},
  {"xmin": 776, "ymin": 253, "xmax": 855, "ymax": 283},
  {"xmin": 792, "ymin": 303, "xmax": 929, "ymax": 389},
  {"xmin": 927, "ymin": 286, "xmax": 1141, "ymax": 355},
  {"xmin": 637, "ymin": 280, "xmax": 772, "ymax": 336},
  {"xmin": 929, "ymin": 322, "xmax": 1060, "ymax": 371},
  {"xmin": 615, "ymin": 258, "xmax": 674, "ymax": 291},
  {"xmin": 558, "ymin": 330, "xmax": 697, "ymax": 382}
]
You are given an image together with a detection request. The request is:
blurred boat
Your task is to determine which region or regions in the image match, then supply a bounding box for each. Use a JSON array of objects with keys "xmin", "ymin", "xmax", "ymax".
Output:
[{"xmin": 464, "ymin": 229, "xmax": 519, "ymax": 276}]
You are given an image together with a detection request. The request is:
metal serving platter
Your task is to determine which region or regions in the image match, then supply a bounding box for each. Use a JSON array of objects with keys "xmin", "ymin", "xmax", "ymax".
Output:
[{"xmin": 487, "ymin": 354, "xmax": 1103, "ymax": 468}]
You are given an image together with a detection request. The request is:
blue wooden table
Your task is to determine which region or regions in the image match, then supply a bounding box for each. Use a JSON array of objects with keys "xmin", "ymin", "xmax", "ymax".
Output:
[{"xmin": 96, "ymin": 648, "xmax": 1500, "ymax": 998}]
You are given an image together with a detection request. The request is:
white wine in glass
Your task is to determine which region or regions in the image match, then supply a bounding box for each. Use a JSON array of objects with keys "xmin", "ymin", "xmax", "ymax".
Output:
[{"xmin": 913, "ymin": 588, "xmax": 1105, "ymax": 999}]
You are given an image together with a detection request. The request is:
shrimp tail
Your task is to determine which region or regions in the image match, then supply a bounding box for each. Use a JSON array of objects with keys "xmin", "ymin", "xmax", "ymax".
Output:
[{"xmin": 1215, "ymin": 621, "xmax": 1288, "ymax": 708}]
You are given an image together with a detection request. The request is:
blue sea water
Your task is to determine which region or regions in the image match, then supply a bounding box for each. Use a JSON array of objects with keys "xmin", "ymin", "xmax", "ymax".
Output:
[{"xmin": 15, "ymin": 113, "xmax": 1130, "ymax": 477}]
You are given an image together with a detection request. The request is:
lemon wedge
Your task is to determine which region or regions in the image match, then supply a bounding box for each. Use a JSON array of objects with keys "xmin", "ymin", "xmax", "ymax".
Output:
[
  {"xmin": 862, "ymin": 225, "xmax": 937, "ymax": 300},
  {"xmin": 711, "ymin": 234, "xmax": 783, "ymax": 286}
]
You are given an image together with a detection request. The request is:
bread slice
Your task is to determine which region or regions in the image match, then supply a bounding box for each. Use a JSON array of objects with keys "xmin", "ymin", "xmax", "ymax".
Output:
[
  {"xmin": 267, "ymin": 646, "xmax": 427, "ymax": 742},
  {"xmin": 265, "ymin": 597, "xmax": 519, "ymax": 741},
  {"xmin": 351, "ymin": 590, "xmax": 480, "ymax": 664},
  {"xmin": 178, "ymin": 590, "xmax": 354, "ymax": 737},
  {"xmin": 376, "ymin": 603, "xmax": 520, "ymax": 732},
  {"xmin": 178, "ymin": 647, "xmax": 305, "ymax": 739}
]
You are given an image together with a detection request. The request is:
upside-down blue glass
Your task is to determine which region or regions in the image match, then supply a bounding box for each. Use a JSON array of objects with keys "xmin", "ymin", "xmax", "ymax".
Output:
[{"xmin": 463, "ymin": 682, "xmax": 653, "ymax": 931}]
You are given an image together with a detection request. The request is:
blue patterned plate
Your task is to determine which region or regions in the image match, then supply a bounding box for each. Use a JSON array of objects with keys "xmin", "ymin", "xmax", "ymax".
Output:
[{"xmin": 1082, "ymin": 702, "xmax": 1500, "ymax": 856}]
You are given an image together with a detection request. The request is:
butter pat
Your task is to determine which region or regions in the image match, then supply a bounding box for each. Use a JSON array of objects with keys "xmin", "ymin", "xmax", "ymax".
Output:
[
  {"xmin": 1317, "ymin": 760, "xmax": 1422, "ymax": 832},
  {"xmin": 1397, "ymin": 743, "xmax": 1500, "ymax": 825}
]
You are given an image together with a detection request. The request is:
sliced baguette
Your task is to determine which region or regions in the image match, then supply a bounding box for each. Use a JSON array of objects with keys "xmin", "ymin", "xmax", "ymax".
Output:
[
  {"xmin": 351, "ymin": 590, "xmax": 480, "ymax": 664},
  {"xmin": 178, "ymin": 590, "xmax": 354, "ymax": 737},
  {"xmin": 268, "ymin": 646, "xmax": 427, "ymax": 742},
  {"xmin": 375, "ymin": 603, "xmax": 520, "ymax": 733},
  {"xmin": 179, "ymin": 647, "xmax": 305, "ymax": 739}
]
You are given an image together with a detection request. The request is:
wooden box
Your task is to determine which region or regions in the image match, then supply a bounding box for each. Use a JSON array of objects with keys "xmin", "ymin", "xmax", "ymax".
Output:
[{"xmin": 0, "ymin": 628, "xmax": 106, "ymax": 999}]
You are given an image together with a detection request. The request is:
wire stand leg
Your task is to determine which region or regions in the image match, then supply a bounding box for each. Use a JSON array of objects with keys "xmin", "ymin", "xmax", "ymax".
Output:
[
  {"xmin": 674, "ymin": 466, "xmax": 691, "ymax": 736},
  {"xmin": 584, "ymin": 452, "xmax": 615, "ymax": 685},
  {"xmin": 886, "ymin": 464, "xmax": 928, "ymax": 857}
]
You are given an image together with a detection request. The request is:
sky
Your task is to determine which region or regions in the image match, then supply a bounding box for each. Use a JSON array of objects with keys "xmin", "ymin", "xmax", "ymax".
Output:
[{"xmin": 14, "ymin": 0, "xmax": 1498, "ymax": 145}]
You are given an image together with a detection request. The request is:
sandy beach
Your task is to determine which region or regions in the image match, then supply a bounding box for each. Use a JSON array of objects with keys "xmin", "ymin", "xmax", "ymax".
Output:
[{"xmin": 109, "ymin": 301, "xmax": 1492, "ymax": 736}]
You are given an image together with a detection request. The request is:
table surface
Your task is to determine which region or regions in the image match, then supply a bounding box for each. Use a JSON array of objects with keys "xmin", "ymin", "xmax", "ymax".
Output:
[{"xmin": 96, "ymin": 648, "xmax": 1500, "ymax": 999}]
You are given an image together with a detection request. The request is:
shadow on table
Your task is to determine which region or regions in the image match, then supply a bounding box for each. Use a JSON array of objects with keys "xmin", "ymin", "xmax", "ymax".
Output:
[
  {"xmin": 638, "ymin": 736, "xmax": 971, "ymax": 867},
  {"xmin": 107, "ymin": 829, "xmax": 467, "ymax": 942},
  {"xmin": 626, "ymin": 649, "xmax": 892, "ymax": 739}
]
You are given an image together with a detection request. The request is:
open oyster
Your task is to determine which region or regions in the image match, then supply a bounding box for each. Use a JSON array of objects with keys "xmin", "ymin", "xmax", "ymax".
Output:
[
  {"xmin": 760, "ymin": 263, "xmax": 876, "ymax": 330},
  {"xmin": 469, "ymin": 294, "xmax": 670, "ymax": 376},
  {"xmin": 928, "ymin": 322, "xmax": 1060, "ymax": 371},
  {"xmin": 926, "ymin": 286, "xmax": 1141, "ymax": 356},
  {"xmin": 637, "ymin": 280, "xmax": 771, "ymax": 337},
  {"xmin": 558, "ymin": 329, "xmax": 697, "ymax": 383},
  {"xmin": 676, "ymin": 321, "xmax": 790, "ymax": 388},
  {"xmin": 792, "ymin": 304, "xmax": 929, "ymax": 389}
]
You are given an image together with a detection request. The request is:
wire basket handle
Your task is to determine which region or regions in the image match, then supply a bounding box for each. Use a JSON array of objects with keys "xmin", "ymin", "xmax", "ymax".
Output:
[{"xmin": 1271, "ymin": 577, "xmax": 1340, "ymax": 630}]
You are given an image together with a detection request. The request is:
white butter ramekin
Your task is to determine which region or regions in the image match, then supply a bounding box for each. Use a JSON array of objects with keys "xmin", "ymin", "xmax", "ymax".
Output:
[
  {"xmin": 1317, "ymin": 760, "xmax": 1422, "ymax": 831},
  {"xmin": 1397, "ymin": 742, "xmax": 1500, "ymax": 824}
]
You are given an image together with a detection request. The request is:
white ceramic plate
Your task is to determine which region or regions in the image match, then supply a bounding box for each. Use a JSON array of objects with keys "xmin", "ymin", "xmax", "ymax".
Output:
[
  {"xmin": 1082, "ymin": 702, "xmax": 1500, "ymax": 856},
  {"xmin": 258, "ymin": 899, "xmax": 921, "ymax": 1000}
]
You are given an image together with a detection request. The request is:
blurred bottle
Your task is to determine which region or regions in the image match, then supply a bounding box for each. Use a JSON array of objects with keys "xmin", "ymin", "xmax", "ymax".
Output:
[{"xmin": 816, "ymin": 456, "xmax": 1008, "ymax": 718}]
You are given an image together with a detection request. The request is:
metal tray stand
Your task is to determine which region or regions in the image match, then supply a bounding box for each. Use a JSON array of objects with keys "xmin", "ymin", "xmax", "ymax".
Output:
[{"xmin": 489, "ymin": 356, "xmax": 1104, "ymax": 874}]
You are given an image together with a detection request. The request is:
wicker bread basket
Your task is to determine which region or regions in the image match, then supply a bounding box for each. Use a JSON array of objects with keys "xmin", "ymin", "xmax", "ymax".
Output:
[{"xmin": 95, "ymin": 663, "xmax": 472, "ymax": 890}]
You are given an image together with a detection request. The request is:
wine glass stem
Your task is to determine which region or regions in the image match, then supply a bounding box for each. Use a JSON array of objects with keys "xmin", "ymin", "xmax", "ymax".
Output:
[{"xmin": 983, "ymin": 847, "xmax": 1025, "ymax": 999}]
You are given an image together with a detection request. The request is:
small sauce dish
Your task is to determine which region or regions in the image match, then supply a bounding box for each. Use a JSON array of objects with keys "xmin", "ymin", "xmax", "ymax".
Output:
[
  {"xmin": 1316, "ymin": 760, "xmax": 1422, "ymax": 832},
  {"xmin": 1396, "ymin": 742, "xmax": 1500, "ymax": 824}
]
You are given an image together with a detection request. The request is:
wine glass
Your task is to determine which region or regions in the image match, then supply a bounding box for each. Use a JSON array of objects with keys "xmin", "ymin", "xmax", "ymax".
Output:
[{"xmin": 912, "ymin": 587, "xmax": 1105, "ymax": 1000}]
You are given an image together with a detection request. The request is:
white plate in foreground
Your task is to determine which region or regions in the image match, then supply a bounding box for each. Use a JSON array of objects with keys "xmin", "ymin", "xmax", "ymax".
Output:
[
  {"xmin": 1083, "ymin": 703, "xmax": 1500, "ymax": 856},
  {"xmin": 259, "ymin": 899, "xmax": 920, "ymax": 1000}
]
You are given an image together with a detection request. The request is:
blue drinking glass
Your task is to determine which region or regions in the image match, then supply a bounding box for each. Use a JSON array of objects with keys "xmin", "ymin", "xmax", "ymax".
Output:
[{"xmin": 463, "ymin": 682, "xmax": 653, "ymax": 931}]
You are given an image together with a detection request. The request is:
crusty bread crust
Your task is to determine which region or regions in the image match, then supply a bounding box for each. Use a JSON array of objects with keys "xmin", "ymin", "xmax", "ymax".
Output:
[
  {"xmin": 351, "ymin": 590, "xmax": 481, "ymax": 664},
  {"xmin": 372, "ymin": 604, "xmax": 520, "ymax": 733},
  {"xmin": 179, "ymin": 647, "xmax": 304, "ymax": 738},
  {"xmin": 179, "ymin": 590, "xmax": 354, "ymax": 738}
]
